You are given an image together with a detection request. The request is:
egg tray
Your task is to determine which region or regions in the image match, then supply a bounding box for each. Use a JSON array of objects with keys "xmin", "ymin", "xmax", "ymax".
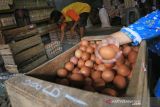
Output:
[{"xmin": 45, "ymin": 41, "xmax": 63, "ymax": 59}]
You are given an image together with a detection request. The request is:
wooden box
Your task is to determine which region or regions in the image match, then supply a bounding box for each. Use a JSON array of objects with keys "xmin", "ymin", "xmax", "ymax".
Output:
[
  {"xmin": 2, "ymin": 25, "xmax": 47, "ymax": 73},
  {"xmin": 5, "ymin": 36, "xmax": 149, "ymax": 107}
]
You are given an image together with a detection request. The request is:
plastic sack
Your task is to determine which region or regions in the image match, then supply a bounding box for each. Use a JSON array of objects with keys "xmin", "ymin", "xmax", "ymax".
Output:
[
  {"xmin": 95, "ymin": 37, "xmax": 122, "ymax": 64},
  {"xmin": 121, "ymin": 10, "xmax": 160, "ymax": 46},
  {"xmin": 99, "ymin": 7, "xmax": 111, "ymax": 28},
  {"xmin": 155, "ymin": 78, "xmax": 160, "ymax": 97}
]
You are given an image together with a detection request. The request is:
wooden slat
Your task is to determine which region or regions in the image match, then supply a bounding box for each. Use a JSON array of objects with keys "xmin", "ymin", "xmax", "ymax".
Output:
[
  {"xmin": 28, "ymin": 44, "xmax": 78, "ymax": 75},
  {"xmin": 2, "ymin": 55, "xmax": 15, "ymax": 65},
  {"xmin": 0, "ymin": 45, "xmax": 10, "ymax": 50},
  {"xmin": 19, "ymin": 55, "xmax": 47, "ymax": 73},
  {"xmin": 6, "ymin": 75, "xmax": 131, "ymax": 107},
  {"xmin": 0, "ymin": 48, "xmax": 12, "ymax": 55},
  {"xmin": 15, "ymin": 44, "xmax": 45, "ymax": 65},
  {"xmin": 10, "ymin": 35, "xmax": 42, "ymax": 54},
  {"xmin": 82, "ymin": 35, "xmax": 107, "ymax": 41},
  {"xmin": 3, "ymin": 24, "xmax": 36, "ymax": 36},
  {"xmin": 141, "ymin": 73, "xmax": 150, "ymax": 107},
  {"xmin": 126, "ymin": 42, "xmax": 146, "ymax": 98},
  {"xmin": 18, "ymin": 51, "xmax": 46, "ymax": 68},
  {"xmin": 5, "ymin": 29, "xmax": 38, "ymax": 43},
  {"xmin": 5, "ymin": 65, "xmax": 19, "ymax": 73}
]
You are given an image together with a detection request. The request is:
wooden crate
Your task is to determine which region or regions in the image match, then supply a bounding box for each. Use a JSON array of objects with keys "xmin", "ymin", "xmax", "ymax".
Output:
[
  {"xmin": 10, "ymin": 34, "xmax": 42, "ymax": 54},
  {"xmin": 2, "ymin": 24, "xmax": 37, "ymax": 43},
  {"xmin": 14, "ymin": 43, "xmax": 45, "ymax": 65},
  {"xmin": 0, "ymin": 45, "xmax": 18, "ymax": 73},
  {"xmin": 2, "ymin": 25, "xmax": 47, "ymax": 73},
  {"xmin": 5, "ymin": 35, "xmax": 149, "ymax": 107}
]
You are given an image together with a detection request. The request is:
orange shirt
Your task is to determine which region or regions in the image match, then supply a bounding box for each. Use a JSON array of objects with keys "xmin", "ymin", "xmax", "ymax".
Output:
[{"xmin": 61, "ymin": 2, "xmax": 91, "ymax": 22}]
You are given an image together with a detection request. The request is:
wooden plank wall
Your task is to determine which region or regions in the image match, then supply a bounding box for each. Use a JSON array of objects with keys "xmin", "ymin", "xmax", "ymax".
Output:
[
  {"xmin": 1, "ymin": 24, "xmax": 47, "ymax": 73},
  {"xmin": 0, "ymin": 45, "xmax": 18, "ymax": 73}
]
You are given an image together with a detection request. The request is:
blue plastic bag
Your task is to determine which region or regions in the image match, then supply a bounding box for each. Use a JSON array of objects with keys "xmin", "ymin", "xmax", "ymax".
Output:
[{"xmin": 121, "ymin": 10, "xmax": 160, "ymax": 45}]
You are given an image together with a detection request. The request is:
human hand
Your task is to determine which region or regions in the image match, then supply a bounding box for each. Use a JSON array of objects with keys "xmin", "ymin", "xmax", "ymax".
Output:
[{"xmin": 95, "ymin": 37, "xmax": 122, "ymax": 64}]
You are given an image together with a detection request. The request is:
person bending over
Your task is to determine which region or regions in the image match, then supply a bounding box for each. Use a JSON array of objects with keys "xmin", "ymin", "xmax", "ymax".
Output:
[{"xmin": 50, "ymin": 1, "xmax": 91, "ymax": 42}]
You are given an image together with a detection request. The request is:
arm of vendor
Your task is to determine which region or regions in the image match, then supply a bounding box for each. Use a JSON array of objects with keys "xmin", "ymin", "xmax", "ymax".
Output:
[{"xmin": 111, "ymin": 10, "xmax": 160, "ymax": 45}]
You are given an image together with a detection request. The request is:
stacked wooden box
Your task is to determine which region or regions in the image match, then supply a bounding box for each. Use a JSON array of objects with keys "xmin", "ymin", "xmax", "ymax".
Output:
[
  {"xmin": 14, "ymin": 0, "xmax": 48, "ymax": 9},
  {"xmin": 0, "ymin": 15, "xmax": 16, "ymax": 27},
  {"xmin": 29, "ymin": 8, "xmax": 53, "ymax": 22},
  {"xmin": 0, "ymin": 0, "xmax": 16, "ymax": 29},
  {"xmin": 0, "ymin": 45, "xmax": 18, "ymax": 73},
  {"xmin": 0, "ymin": 0, "xmax": 13, "ymax": 10},
  {"xmin": 2, "ymin": 24, "xmax": 47, "ymax": 73}
]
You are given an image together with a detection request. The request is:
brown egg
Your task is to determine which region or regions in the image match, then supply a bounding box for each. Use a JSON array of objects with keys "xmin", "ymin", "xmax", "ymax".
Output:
[
  {"xmin": 123, "ymin": 46, "xmax": 132, "ymax": 56},
  {"xmin": 81, "ymin": 40, "xmax": 89, "ymax": 46},
  {"xmin": 128, "ymin": 51, "xmax": 138, "ymax": 64},
  {"xmin": 90, "ymin": 54, "xmax": 96, "ymax": 61},
  {"xmin": 91, "ymin": 71, "xmax": 102, "ymax": 80},
  {"xmin": 56, "ymin": 79, "xmax": 69, "ymax": 86},
  {"xmin": 99, "ymin": 46, "xmax": 116, "ymax": 60},
  {"xmin": 90, "ymin": 43, "xmax": 97, "ymax": 49},
  {"xmin": 117, "ymin": 64, "xmax": 130, "ymax": 77},
  {"xmin": 94, "ymin": 64, "xmax": 98, "ymax": 70},
  {"xmin": 102, "ymin": 69, "xmax": 115, "ymax": 82},
  {"xmin": 80, "ymin": 66, "xmax": 91, "ymax": 77},
  {"xmin": 70, "ymin": 56, "xmax": 78, "ymax": 65},
  {"xmin": 125, "ymin": 60, "xmax": 131, "ymax": 68},
  {"xmin": 96, "ymin": 41, "xmax": 101, "ymax": 45},
  {"xmin": 86, "ymin": 46, "xmax": 94, "ymax": 54},
  {"xmin": 113, "ymin": 75, "xmax": 127, "ymax": 89},
  {"xmin": 108, "ymin": 44, "xmax": 119, "ymax": 53},
  {"xmin": 72, "ymin": 67, "xmax": 80, "ymax": 74},
  {"xmin": 57, "ymin": 68, "xmax": 68, "ymax": 78},
  {"xmin": 79, "ymin": 46, "xmax": 87, "ymax": 52},
  {"xmin": 84, "ymin": 77, "xmax": 93, "ymax": 86},
  {"xmin": 116, "ymin": 54, "xmax": 125, "ymax": 66},
  {"xmin": 65, "ymin": 62, "xmax": 74, "ymax": 71},
  {"xmin": 75, "ymin": 49, "xmax": 83, "ymax": 58},
  {"xmin": 95, "ymin": 58, "xmax": 102, "ymax": 64},
  {"xmin": 102, "ymin": 88, "xmax": 117, "ymax": 96},
  {"xmin": 132, "ymin": 46, "xmax": 139, "ymax": 52},
  {"xmin": 78, "ymin": 59, "xmax": 85, "ymax": 68},
  {"xmin": 70, "ymin": 73, "xmax": 84, "ymax": 81},
  {"xmin": 85, "ymin": 60, "xmax": 94, "ymax": 68},
  {"xmin": 81, "ymin": 52, "xmax": 90, "ymax": 61},
  {"xmin": 70, "ymin": 73, "xmax": 84, "ymax": 88},
  {"xmin": 104, "ymin": 63, "xmax": 114, "ymax": 69},
  {"xmin": 93, "ymin": 78, "xmax": 106, "ymax": 89},
  {"xmin": 97, "ymin": 64, "xmax": 106, "ymax": 71}
]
